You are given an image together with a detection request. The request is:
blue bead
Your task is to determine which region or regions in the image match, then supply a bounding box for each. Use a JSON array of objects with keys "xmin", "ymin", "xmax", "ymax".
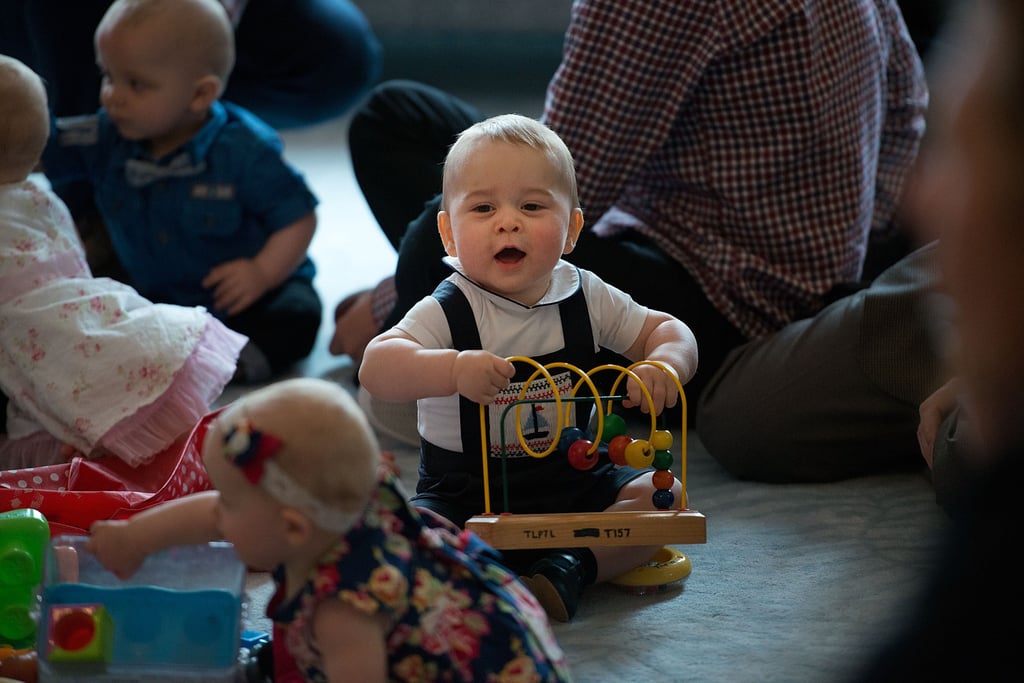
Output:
[
  {"xmin": 557, "ymin": 426, "xmax": 589, "ymax": 456},
  {"xmin": 652, "ymin": 489, "xmax": 675, "ymax": 510}
]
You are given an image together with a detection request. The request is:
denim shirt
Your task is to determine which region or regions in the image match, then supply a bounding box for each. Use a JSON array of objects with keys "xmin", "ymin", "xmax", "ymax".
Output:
[{"xmin": 43, "ymin": 101, "xmax": 318, "ymax": 313}]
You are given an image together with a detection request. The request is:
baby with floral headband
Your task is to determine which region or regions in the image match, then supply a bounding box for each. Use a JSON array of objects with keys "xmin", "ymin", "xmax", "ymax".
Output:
[{"xmin": 87, "ymin": 377, "xmax": 572, "ymax": 683}]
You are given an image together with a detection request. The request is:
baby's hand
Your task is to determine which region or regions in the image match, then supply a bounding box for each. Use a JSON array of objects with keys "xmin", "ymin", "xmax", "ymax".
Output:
[
  {"xmin": 453, "ymin": 351, "xmax": 515, "ymax": 404},
  {"xmin": 60, "ymin": 443, "xmax": 86, "ymax": 461},
  {"xmin": 621, "ymin": 363, "xmax": 680, "ymax": 415},
  {"xmin": 86, "ymin": 520, "xmax": 147, "ymax": 580},
  {"xmin": 202, "ymin": 259, "xmax": 270, "ymax": 316},
  {"xmin": 60, "ymin": 443, "xmax": 114, "ymax": 461}
]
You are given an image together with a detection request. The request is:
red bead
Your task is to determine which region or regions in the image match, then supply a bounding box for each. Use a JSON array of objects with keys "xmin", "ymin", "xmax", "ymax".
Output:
[
  {"xmin": 652, "ymin": 469, "xmax": 675, "ymax": 491},
  {"xmin": 567, "ymin": 439, "xmax": 598, "ymax": 470},
  {"xmin": 557, "ymin": 427, "xmax": 588, "ymax": 457},
  {"xmin": 607, "ymin": 435, "xmax": 632, "ymax": 466}
]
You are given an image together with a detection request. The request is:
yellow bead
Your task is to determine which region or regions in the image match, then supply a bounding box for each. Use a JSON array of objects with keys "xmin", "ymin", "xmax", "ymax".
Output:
[
  {"xmin": 624, "ymin": 439, "xmax": 654, "ymax": 469},
  {"xmin": 650, "ymin": 429, "xmax": 673, "ymax": 451}
]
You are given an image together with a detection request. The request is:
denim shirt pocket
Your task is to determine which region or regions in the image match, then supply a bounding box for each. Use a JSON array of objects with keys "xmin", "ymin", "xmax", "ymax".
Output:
[{"xmin": 183, "ymin": 182, "xmax": 244, "ymax": 241}]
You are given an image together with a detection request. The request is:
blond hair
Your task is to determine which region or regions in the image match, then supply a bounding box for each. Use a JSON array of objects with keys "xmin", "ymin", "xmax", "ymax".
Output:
[
  {"xmin": 213, "ymin": 378, "xmax": 380, "ymax": 519},
  {"xmin": 441, "ymin": 113, "xmax": 580, "ymax": 210},
  {"xmin": 97, "ymin": 0, "xmax": 235, "ymax": 87},
  {"xmin": 0, "ymin": 55, "xmax": 49, "ymax": 182}
]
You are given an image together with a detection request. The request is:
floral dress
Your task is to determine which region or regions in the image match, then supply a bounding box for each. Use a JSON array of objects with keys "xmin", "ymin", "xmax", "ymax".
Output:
[
  {"xmin": 0, "ymin": 178, "xmax": 245, "ymax": 467},
  {"xmin": 269, "ymin": 473, "xmax": 573, "ymax": 682}
]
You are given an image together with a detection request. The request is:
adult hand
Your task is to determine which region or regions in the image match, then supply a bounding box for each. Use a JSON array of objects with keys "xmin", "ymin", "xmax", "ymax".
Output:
[
  {"xmin": 918, "ymin": 378, "xmax": 959, "ymax": 469},
  {"xmin": 329, "ymin": 289, "xmax": 378, "ymax": 363}
]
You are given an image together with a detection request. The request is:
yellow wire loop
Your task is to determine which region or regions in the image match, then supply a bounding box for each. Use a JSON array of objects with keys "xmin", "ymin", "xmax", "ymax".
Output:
[{"xmin": 477, "ymin": 356, "xmax": 689, "ymax": 513}]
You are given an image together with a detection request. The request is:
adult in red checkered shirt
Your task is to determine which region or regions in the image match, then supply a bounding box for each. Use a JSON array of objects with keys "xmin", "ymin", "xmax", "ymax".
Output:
[{"xmin": 336, "ymin": 0, "xmax": 946, "ymax": 484}]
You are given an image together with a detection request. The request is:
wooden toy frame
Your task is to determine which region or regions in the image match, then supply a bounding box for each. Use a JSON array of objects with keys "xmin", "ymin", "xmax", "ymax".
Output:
[{"xmin": 464, "ymin": 357, "xmax": 706, "ymax": 550}]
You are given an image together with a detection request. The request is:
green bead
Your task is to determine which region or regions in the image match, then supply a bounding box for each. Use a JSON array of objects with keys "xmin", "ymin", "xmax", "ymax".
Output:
[
  {"xmin": 652, "ymin": 449, "xmax": 673, "ymax": 471},
  {"xmin": 599, "ymin": 413, "xmax": 627, "ymax": 442}
]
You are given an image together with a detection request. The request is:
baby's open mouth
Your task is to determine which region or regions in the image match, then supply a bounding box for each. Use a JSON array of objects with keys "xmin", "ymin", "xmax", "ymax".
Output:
[{"xmin": 495, "ymin": 247, "xmax": 525, "ymax": 263}]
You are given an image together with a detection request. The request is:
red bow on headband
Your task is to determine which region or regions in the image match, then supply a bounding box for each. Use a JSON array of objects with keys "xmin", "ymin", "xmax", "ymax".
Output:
[{"xmin": 223, "ymin": 419, "xmax": 283, "ymax": 484}]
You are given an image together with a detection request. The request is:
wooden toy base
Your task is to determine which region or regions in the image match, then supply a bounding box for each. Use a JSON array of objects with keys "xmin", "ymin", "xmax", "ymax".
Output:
[{"xmin": 465, "ymin": 509, "xmax": 706, "ymax": 550}]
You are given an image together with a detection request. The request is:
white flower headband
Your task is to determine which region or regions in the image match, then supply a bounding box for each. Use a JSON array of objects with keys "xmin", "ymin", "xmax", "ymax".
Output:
[{"xmin": 221, "ymin": 418, "xmax": 359, "ymax": 533}]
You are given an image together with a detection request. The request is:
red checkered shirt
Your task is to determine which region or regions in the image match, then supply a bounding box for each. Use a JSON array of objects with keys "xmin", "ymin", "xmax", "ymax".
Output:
[{"xmin": 542, "ymin": 0, "xmax": 927, "ymax": 337}]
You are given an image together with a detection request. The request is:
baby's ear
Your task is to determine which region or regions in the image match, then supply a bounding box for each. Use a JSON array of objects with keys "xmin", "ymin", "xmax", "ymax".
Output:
[
  {"xmin": 190, "ymin": 74, "xmax": 222, "ymax": 113},
  {"xmin": 281, "ymin": 506, "xmax": 315, "ymax": 546},
  {"xmin": 437, "ymin": 211, "xmax": 458, "ymax": 257},
  {"xmin": 563, "ymin": 208, "xmax": 584, "ymax": 254}
]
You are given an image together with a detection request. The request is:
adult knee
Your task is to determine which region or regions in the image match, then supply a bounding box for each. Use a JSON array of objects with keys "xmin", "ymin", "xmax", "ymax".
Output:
[{"xmin": 696, "ymin": 389, "xmax": 780, "ymax": 481}]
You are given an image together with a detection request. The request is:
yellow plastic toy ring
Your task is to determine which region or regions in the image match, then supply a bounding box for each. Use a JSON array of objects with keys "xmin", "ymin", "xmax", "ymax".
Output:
[{"xmin": 610, "ymin": 546, "xmax": 691, "ymax": 589}]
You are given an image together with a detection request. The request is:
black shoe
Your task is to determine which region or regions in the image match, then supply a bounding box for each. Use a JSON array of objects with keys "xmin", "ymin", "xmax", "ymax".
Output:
[
  {"xmin": 520, "ymin": 552, "xmax": 584, "ymax": 623},
  {"xmin": 232, "ymin": 341, "xmax": 273, "ymax": 385}
]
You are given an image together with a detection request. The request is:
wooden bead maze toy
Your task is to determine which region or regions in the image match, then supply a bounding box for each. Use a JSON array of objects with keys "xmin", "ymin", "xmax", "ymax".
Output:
[{"xmin": 464, "ymin": 357, "xmax": 707, "ymax": 565}]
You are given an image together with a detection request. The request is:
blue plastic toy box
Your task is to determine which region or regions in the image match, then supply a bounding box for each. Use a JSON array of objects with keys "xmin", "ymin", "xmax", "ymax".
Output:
[{"xmin": 36, "ymin": 535, "xmax": 246, "ymax": 682}]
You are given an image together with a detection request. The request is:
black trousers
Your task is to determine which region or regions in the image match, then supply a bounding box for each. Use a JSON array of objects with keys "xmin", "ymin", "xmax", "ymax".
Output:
[{"xmin": 224, "ymin": 278, "xmax": 322, "ymax": 375}]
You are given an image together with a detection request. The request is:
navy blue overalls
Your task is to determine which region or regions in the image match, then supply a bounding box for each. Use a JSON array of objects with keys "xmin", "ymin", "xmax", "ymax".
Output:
[{"xmin": 412, "ymin": 277, "xmax": 642, "ymax": 528}]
